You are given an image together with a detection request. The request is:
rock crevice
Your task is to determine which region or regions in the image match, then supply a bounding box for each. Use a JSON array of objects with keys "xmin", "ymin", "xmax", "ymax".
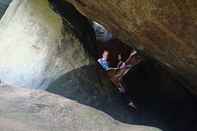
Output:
[{"xmin": 63, "ymin": 0, "xmax": 197, "ymax": 95}]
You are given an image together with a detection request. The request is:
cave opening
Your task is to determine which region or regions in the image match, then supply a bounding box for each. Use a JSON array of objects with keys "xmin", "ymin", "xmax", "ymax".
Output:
[{"xmin": 48, "ymin": 1, "xmax": 197, "ymax": 131}]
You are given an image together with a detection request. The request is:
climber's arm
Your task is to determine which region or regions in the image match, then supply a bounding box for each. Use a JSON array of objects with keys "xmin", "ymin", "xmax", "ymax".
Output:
[{"xmin": 125, "ymin": 50, "xmax": 137, "ymax": 64}]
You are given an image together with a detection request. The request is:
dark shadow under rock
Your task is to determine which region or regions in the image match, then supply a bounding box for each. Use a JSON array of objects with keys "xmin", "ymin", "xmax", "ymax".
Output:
[
  {"xmin": 47, "ymin": 63, "xmax": 197, "ymax": 131},
  {"xmin": 47, "ymin": 64, "xmax": 138, "ymax": 124},
  {"xmin": 123, "ymin": 59, "xmax": 197, "ymax": 131},
  {"xmin": 0, "ymin": 0, "xmax": 12, "ymax": 18}
]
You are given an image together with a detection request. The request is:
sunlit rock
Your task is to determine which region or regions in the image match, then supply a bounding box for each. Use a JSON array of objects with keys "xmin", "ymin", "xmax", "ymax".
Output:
[{"xmin": 0, "ymin": 0, "xmax": 89, "ymax": 89}]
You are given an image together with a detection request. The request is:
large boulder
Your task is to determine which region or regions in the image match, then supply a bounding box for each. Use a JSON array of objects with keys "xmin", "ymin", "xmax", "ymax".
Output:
[
  {"xmin": 63, "ymin": 0, "xmax": 197, "ymax": 95},
  {"xmin": 0, "ymin": 84, "xmax": 161, "ymax": 131},
  {"xmin": 0, "ymin": 0, "xmax": 89, "ymax": 89}
]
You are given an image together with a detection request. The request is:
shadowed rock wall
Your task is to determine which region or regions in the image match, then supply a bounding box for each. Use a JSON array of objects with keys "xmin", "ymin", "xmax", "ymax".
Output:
[
  {"xmin": 63, "ymin": 0, "xmax": 197, "ymax": 95},
  {"xmin": 0, "ymin": 0, "xmax": 11, "ymax": 18}
]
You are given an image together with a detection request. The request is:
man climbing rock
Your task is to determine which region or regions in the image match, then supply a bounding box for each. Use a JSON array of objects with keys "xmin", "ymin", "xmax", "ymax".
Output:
[
  {"xmin": 114, "ymin": 50, "xmax": 138, "ymax": 110},
  {"xmin": 97, "ymin": 50, "xmax": 139, "ymax": 110},
  {"xmin": 112, "ymin": 50, "xmax": 138, "ymax": 91}
]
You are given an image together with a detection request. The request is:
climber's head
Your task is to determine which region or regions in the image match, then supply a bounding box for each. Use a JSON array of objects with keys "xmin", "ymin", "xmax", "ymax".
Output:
[
  {"xmin": 102, "ymin": 50, "xmax": 109, "ymax": 60},
  {"xmin": 118, "ymin": 54, "xmax": 122, "ymax": 61}
]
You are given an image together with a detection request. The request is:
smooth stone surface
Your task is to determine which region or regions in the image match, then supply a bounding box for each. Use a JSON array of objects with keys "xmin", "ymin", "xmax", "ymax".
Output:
[
  {"xmin": 0, "ymin": 84, "xmax": 161, "ymax": 131},
  {"xmin": 0, "ymin": 0, "xmax": 89, "ymax": 89}
]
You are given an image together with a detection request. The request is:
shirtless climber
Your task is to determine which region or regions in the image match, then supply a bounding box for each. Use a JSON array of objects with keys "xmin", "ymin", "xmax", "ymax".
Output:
[
  {"xmin": 117, "ymin": 50, "xmax": 137, "ymax": 69},
  {"xmin": 115, "ymin": 50, "xmax": 138, "ymax": 109},
  {"xmin": 97, "ymin": 50, "xmax": 138, "ymax": 110},
  {"xmin": 97, "ymin": 50, "xmax": 137, "ymax": 109},
  {"xmin": 97, "ymin": 50, "xmax": 138, "ymax": 92},
  {"xmin": 110, "ymin": 50, "xmax": 137, "ymax": 93}
]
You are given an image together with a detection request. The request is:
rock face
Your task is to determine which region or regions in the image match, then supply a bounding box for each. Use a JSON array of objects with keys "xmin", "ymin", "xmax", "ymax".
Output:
[
  {"xmin": 0, "ymin": 84, "xmax": 161, "ymax": 131},
  {"xmin": 0, "ymin": 0, "xmax": 89, "ymax": 89},
  {"xmin": 64, "ymin": 0, "xmax": 197, "ymax": 95},
  {"xmin": 48, "ymin": 0, "xmax": 98, "ymax": 58}
]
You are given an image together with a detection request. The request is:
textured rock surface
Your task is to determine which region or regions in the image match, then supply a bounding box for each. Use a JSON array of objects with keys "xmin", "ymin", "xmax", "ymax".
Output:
[
  {"xmin": 0, "ymin": 84, "xmax": 161, "ymax": 131},
  {"xmin": 0, "ymin": 0, "xmax": 89, "ymax": 89},
  {"xmin": 64, "ymin": 0, "xmax": 197, "ymax": 94}
]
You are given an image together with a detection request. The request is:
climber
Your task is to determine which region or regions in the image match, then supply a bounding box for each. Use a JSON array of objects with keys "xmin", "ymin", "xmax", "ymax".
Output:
[
  {"xmin": 117, "ymin": 54, "xmax": 126, "ymax": 69},
  {"xmin": 97, "ymin": 50, "xmax": 138, "ymax": 110},
  {"xmin": 116, "ymin": 50, "xmax": 138, "ymax": 110},
  {"xmin": 108, "ymin": 50, "xmax": 138, "ymax": 93},
  {"xmin": 97, "ymin": 50, "xmax": 111, "ymax": 71},
  {"xmin": 117, "ymin": 50, "xmax": 137, "ymax": 69},
  {"xmin": 114, "ymin": 50, "xmax": 137, "ymax": 79}
]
